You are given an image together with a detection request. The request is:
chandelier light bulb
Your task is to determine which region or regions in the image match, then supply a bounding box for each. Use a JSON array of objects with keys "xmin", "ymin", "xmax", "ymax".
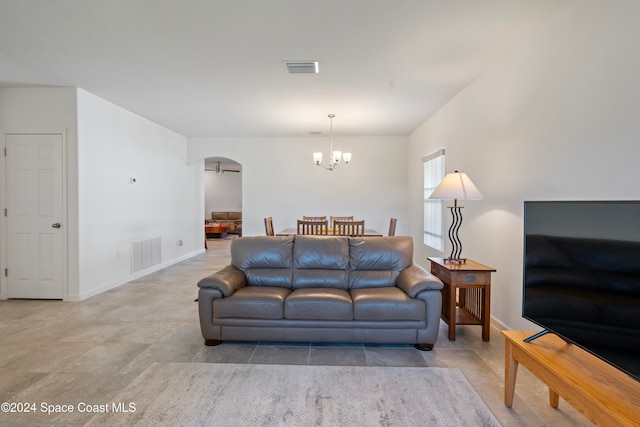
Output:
[{"xmin": 332, "ymin": 151, "xmax": 342, "ymax": 163}]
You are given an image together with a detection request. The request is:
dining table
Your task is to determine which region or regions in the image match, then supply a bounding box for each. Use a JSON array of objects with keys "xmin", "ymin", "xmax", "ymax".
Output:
[{"xmin": 276, "ymin": 227, "xmax": 383, "ymax": 237}]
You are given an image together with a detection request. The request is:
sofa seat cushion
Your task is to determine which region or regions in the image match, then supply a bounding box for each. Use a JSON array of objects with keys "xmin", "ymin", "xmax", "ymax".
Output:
[
  {"xmin": 285, "ymin": 288, "xmax": 353, "ymax": 320},
  {"xmin": 214, "ymin": 287, "xmax": 291, "ymax": 319},
  {"xmin": 351, "ymin": 287, "xmax": 425, "ymax": 321}
]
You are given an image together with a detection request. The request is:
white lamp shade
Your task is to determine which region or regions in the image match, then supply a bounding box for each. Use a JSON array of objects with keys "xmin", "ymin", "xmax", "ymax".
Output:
[
  {"xmin": 343, "ymin": 152, "xmax": 352, "ymax": 163},
  {"xmin": 332, "ymin": 151, "xmax": 342, "ymax": 163},
  {"xmin": 313, "ymin": 152, "xmax": 323, "ymax": 163},
  {"xmin": 429, "ymin": 171, "xmax": 483, "ymax": 200}
]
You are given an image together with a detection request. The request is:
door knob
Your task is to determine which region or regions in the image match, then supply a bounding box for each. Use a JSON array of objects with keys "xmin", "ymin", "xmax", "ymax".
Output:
[{"xmin": 52, "ymin": 223, "xmax": 61, "ymax": 229}]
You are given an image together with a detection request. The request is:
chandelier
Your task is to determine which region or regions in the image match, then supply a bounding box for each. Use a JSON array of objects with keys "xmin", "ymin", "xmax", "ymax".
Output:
[{"xmin": 313, "ymin": 114, "xmax": 351, "ymax": 171}]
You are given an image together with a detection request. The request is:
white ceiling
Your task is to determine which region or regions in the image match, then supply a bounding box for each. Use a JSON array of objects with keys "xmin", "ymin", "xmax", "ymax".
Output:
[{"xmin": 0, "ymin": 0, "xmax": 563, "ymax": 138}]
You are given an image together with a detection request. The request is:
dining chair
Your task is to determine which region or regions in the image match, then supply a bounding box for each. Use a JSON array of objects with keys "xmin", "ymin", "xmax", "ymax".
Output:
[
  {"xmin": 303, "ymin": 216, "xmax": 326, "ymax": 221},
  {"xmin": 264, "ymin": 217, "xmax": 274, "ymax": 236},
  {"xmin": 330, "ymin": 216, "xmax": 354, "ymax": 227},
  {"xmin": 297, "ymin": 219, "xmax": 328, "ymax": 235},
  {"xmin": 333, "ymin": 220, "xmax": 365, "ymax": 237},
  {"xmin": 388, "ymin": 217, "xmax": 397, "ymax": 236}
]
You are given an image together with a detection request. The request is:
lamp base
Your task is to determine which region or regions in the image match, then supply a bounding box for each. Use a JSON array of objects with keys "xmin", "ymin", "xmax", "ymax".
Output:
[
  {"xmin": 445, "ymin": 205, "xmax": 465, "ymax": 262},
  {"xmin": 444, "ymin": 257, "xmax": 467, "ymax": 264}
]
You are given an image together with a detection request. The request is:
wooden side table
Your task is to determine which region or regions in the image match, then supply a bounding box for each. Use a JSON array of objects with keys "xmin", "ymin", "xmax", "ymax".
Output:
[{"xmin": 428, "ymin": 257, "xmax": 496, "ymax": 341}]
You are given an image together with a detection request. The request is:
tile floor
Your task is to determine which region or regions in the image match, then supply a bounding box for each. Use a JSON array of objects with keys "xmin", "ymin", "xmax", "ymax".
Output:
[{"xmin": 0, "ymin": 237, "xmax": 591, "ymax": 426}]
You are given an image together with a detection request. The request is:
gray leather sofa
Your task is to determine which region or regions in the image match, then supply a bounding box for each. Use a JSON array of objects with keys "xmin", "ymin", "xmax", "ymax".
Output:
[{"xmin": 197, "ymin": 235, "xmax": 444, "ymax": 350}]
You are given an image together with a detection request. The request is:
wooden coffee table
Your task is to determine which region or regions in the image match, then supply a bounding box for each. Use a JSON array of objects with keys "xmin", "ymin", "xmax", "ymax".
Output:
[{"xmin": 205, "ymin": 224, "xmax": 228, "ymax": 238}]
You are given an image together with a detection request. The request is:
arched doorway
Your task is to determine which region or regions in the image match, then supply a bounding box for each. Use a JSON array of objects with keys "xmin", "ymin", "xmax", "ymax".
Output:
[{"xmin": 204, "ymin": 157, "xmax": 242, "ymax": 245}]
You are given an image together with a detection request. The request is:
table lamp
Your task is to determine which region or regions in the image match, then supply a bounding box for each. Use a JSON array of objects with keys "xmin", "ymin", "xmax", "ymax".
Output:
[{"xmin": 429, "ymin": 171, "xmax": 483, "ymax": 263}]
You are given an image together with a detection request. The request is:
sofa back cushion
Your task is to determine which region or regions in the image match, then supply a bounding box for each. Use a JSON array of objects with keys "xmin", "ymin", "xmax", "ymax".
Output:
[
  {"xmin": 349, "ymin": 236, "xmax": 413, "ymax": 289},
  {"xmin": 293, "ymin": 236, "xmax": 349, "ymax": 289},
  {"xmin": 231, "ymin": 236, "xmax": 293, "ymax": 287},
  {"xmin": 228, "ymin": 211, "xmax": 242, "ymax": 221},
  {"xmin": 211, "ymin": 211, "xmax": 229, "ymax": 221}
]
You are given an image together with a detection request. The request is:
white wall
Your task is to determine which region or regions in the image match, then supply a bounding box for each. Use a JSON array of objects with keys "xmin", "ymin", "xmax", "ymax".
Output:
[
  {"xmin": 408, "ymin": 0, "xmax": 640, "ymax": 330},
  {"xmin": 204, "ymin": 169, "xmax": 242, "ymax": 216},
  {"xmin": 189, "ymin": 136, "xmax": 408, "ymax": 237},
  {"xmin": 75, "ymin": 89, "xmax": 203, "ymax": 299}
]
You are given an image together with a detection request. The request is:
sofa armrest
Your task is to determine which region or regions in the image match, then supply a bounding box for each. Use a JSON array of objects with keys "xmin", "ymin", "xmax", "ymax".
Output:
[
  {"xmin": 197, "ymin": 264, "xmax": 246, "ymax": 297},
  {"xmin": 397, "ymin": 264, "xmax": 443, "ymax": 297}
]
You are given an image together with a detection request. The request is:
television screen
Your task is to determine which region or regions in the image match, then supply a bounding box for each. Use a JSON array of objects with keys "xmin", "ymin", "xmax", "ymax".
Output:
[{"xmin": 523, "ymin": 201, "xmax": 640, "ymax": 382}]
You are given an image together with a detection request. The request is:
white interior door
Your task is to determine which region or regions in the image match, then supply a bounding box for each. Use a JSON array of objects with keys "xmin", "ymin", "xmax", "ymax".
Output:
[{"xmin": 6, "ymin": 133, "xmax": 64, "ymax": 299}]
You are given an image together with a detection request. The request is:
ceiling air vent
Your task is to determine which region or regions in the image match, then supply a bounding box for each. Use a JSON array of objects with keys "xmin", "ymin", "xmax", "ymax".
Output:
[{"xmin": 283, "ymin": 61, "xmax": 319, "ymax": 74}]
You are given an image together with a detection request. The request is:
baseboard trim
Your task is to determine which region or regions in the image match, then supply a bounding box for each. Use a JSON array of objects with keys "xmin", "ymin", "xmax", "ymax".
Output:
[
  {"xmin": 490, "ymin": 316, "xmax": 510, "ymax": 331},
  {"xmin": 65, "ymin": 248, "xmax": 206, "ymax": 301}
]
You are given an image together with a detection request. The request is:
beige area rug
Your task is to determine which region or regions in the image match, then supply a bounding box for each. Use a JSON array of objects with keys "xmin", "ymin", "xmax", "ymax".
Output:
[{"xmin": 87, "ymin": 363, "xmax": 501, "ymax": 427}]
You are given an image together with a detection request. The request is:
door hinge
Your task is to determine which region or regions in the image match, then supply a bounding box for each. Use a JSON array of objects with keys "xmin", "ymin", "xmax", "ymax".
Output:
[
  {"xmin": 3, "ymin": 147, "xmax": 6, "ymax": 156},
  {"xmin": 4, "ymin": 268, "xmax": 7, "ymax": 277},
  {"xmin": 3, "ymin": 208, "xmax": 6, "ymax": 217}
]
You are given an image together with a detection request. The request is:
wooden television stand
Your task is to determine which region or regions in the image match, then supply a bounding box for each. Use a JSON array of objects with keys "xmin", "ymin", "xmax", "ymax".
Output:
[{"xmin": 502, "ymin": 330, "xmax": 640, "ymax": 426}]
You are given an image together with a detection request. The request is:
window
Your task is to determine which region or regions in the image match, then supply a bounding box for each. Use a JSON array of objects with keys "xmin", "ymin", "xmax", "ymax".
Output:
[{"xmin": 423, "ymin": 149, "xmax": 445, "ymax": 251}]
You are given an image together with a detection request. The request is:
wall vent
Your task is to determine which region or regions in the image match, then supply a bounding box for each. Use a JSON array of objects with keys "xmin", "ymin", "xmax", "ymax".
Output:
[
  {"xmin": 131, "ymin": 237, "xmax": 161, "ymax": 273},
  {"xmin": 283, "ymin": 60, "xmax": 319, "ymax": 74}
]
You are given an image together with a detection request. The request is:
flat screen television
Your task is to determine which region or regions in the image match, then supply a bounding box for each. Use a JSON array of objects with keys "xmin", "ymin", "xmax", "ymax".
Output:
[{"xmin": 523, "ymin": 201, "xmax": 640, "ymax": 382}]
